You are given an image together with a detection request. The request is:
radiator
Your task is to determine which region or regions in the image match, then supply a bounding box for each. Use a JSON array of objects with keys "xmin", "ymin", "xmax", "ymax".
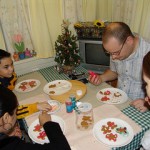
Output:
[{"xmin": 14, "ymin": 57, "xmax": 56, "ymax": 76}]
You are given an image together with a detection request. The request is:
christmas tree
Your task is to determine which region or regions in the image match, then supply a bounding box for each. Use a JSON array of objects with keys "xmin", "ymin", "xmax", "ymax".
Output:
[{"xmin": 54, "ymin": 20, "xmax": 81, "ymax": 71}]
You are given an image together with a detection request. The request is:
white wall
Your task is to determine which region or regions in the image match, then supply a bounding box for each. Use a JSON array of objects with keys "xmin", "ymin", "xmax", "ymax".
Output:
[{"xmin": 14, "ymin": 57, "xmax": 56, "ymax": 76}]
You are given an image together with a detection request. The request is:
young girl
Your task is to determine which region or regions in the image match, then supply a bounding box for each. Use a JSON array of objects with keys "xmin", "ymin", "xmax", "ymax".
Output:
[
  {"xmin": 140, "ymin": 51, "xmax": 150, "ymax": 150},
  {"xmin": 0, "ymin": 85, "xmax": 71, "ymax": 150}
]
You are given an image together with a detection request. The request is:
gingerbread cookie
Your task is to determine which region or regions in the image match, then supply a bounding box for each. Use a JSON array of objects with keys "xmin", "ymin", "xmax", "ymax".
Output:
[
  {"xmin": 33, "ymin": 124, "xmax": 42, "ymax": 132},
  {"xmin": 49, "ymin": 91, "xmax": 55, "ymax": 94},
  {"xmin": 81, "ymin": 121, "xmax": 89, "ymax": 129},
  {"xmin": 80, "ymin": 115, "xmax": 93, "ymax": 129},
  {"xmin": 104, "ymin": 90, "xmax": 111, "ymax": 95},
  {"xmin": 29, "ymin": 81, "xmax": 37, "ymax": 88},
  {"xmin": 21, "ymin": 81, "xmax": 28, "ymax": 85},
  {"xmin": 101, "ymin": 96, "xmax": 110, "ymax": 101},
  {"xmin": 49, "ymin": 84, "xmax": 56, "ymax": 88},
  {"xmin": 107, "ymin": 121, "xmax": 117, "ymax": 129},
  {"xmin": 101, "ymin": 125, "xmax": 111, "ymax": 134},
  {"xmin": 99, "ymin": 91, "xmax": 103, "ymax": 95},
  {"xmin": 37, "ymin": 131, "xmax": 46, "ymax": 140},
  {"xmin": 106, "ymin": 133, "xmax": 118, "ymax": 142},
  {"xmin": 116, "ymin": 127, "xmax": 128, "ymax": 135},
  {"xmin": 114, "ymin": 92, "xmax": 122, "ymax": 97}
]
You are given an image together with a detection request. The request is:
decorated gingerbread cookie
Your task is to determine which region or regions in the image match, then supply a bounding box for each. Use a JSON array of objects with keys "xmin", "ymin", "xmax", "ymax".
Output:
[
  {"xmin": 114, "ymin": 92, "xmax": 122, "ymax": 97},
  {"xmin": 37, "ymin": 131, "xmax": 46, "ymax": 140},
  {"xmin": 107, "ymin": 121, "xmax": 117, "ymax": 129},
  {"xmin": 101, "ymin": 125, "xmax": 111, "ymax": 134},
  {"xmin": 33, "ymin": 124, "xmax": 42, "ymax": 132},
  {"xmin": 116, "ymin": 127, "xmax": 128, "ymax": 135},
  {"xmin": 104, "ymin": 90, "xmax": 111, "ymax": 95},
  {"xmin": 101, "ymin": 96, "xmax": 110, "ymax": 101},
  {"xmin": 106, "ymin": 133, "xmax": 118, "ymax": 142}
]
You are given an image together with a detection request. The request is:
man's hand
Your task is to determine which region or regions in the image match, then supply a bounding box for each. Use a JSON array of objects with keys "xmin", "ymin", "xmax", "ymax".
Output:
[
  {"xmin": 130, "ymin": 99, "xmax": 149, "ymax": 112},
  {"xmin": 88, "ymin": 74, "xmax": 102, "ymax": 86}
]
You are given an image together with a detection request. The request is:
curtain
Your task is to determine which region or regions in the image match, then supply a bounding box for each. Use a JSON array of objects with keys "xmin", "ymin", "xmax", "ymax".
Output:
[
  {"xmin": 64, "ymin": 0, "xmax": 150, "ymax": 40},
  {"xmin": 62, "ymin": 0, "xmax": 82, "ymax": 33},
  {"xmin": 80, "ymin": 0, "xmax": 150, "ymax": 40},
  {"xmin": 0, "ymin": 20, "xmax": 6, "ymax": 49},
  {"xmin": 0, "ymin": 0, "xmax": 63, "ymax": 58},
  {"xmin": 0, "ymin": 0, "xmax": 33, "ymax": 54},
  {"xmin": 81, "ymin": 0, "xmax": 97, "ymax": 21},
  {"xmin": 62, "ymin": 0, "xmax": 150, "ymax": 40},
  {"xmin": 0, "ymin": 0, "xmax": 150, "ymax": 58},
  {"xmin": 26, "ymin": 0, "xmax": 63, "ymax": 58}
]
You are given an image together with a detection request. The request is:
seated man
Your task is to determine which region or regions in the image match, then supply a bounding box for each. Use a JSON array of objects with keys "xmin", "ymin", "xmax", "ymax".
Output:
[{"xmin": 88, "ymin": 22, "xmax": 150, "ymax": 112}]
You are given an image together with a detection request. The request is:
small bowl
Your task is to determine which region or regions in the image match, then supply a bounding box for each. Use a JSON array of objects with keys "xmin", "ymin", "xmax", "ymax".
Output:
[{"xmin": 47, "ymin": 100, "xmax": 61, "ymax": 114}]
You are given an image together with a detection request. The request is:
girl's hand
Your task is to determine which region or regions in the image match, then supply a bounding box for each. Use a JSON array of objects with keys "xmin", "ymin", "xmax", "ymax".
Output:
[
  {"xmin": 145, "ymin": 96, "xmax": 150, "ymax": 105},
  {"xmin": 37, "ymin": 101, "xmax": 52, "ymax": 112},
  {"xmin": 130, "ymin": 99, "xmax": 148, "ymax": 112},
  {"xmin": 39, "ymin": 111, "xmax": 51, "ymax": 126}
]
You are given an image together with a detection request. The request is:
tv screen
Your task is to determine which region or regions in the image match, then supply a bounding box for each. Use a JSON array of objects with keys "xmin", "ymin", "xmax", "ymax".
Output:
[
  {"xmin": 85, "ymin": 43, "xmax": 110, "ymax": 66},
  {"xmin": 79, "ymin": 40, "xmax": 110, "ymax": 73}
]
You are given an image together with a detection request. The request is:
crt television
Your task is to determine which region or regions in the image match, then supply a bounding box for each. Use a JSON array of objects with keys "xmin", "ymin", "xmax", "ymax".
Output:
[{"xmin": 79, "ymin": 40, "xmax": 110, "ymax": 74}]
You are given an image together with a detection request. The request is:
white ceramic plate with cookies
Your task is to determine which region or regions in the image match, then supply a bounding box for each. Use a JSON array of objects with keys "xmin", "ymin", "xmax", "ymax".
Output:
[
  {"xmin": 43, "ymin": 80, "xmax": 72, "ymax": 96},
  {"xmin": 96, "ymin": 88, "xmax": 128, "ymax": 104},
  {"xmin": 93, "ymin": 118, "xmax": 134, "ymax": 147},
  {"xmin": 15, "ymin": 79, "xmax": 41, "ymax": 93},
  {"xmin": 28, "ymin": 115, "xmax": 65, "ymax": 144}
]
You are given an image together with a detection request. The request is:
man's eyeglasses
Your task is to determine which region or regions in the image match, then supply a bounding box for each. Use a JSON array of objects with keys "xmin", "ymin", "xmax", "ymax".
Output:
[{"xmin": 105, "ymin": 37, "xmax": 127, "ymax": 56}]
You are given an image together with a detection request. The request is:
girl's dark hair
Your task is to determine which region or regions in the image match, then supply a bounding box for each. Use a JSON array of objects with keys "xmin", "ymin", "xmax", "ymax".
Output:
[
  {"xmin": 143, "ymin": 51, "xmax": 150, "ymax": 79},
  {"xmin": 102, "ymin": 22, "xmax": 134, "ymax": 44},
  {"xmin": 0, "ymin": 86, "xmax": 18, "ymax": 117},
  {"xmin": 0, "ymin": 49, "xmax": 11, "ymax": 63}
]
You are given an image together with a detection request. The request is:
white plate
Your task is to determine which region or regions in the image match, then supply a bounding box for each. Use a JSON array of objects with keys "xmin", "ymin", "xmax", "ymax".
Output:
[
  {"xmin": 43, "ymin": 80, "xmax": 72, "ymax": 96},
  {"xmin": 93, "ymin": 118, "xmax": 134, "ymax": 147},
  {"xmin": 47, "ymin": 100, "xmax": 61, "ymax": 114},
  {"xmin": 15, "ymin": 79, "xmax": 41, "ymax": 93},
  {"xmin": 96, "ymin": 88, "xmax": 128, "ymax": 104},
  {"xmin": 28, "ymin": 115, "xmax": 65, "ymax": 144}
]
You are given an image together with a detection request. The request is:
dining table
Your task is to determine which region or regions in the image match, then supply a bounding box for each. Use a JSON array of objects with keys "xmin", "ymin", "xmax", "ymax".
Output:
[{"xmin": 16, "ymin": 66, "xmax": 150, "ymax": 150}]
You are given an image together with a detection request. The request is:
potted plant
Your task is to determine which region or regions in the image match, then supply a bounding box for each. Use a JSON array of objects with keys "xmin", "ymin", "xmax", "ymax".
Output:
[{"xmin": 13, "ymin": 34, "xmax": 25, "ymax": 59}]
